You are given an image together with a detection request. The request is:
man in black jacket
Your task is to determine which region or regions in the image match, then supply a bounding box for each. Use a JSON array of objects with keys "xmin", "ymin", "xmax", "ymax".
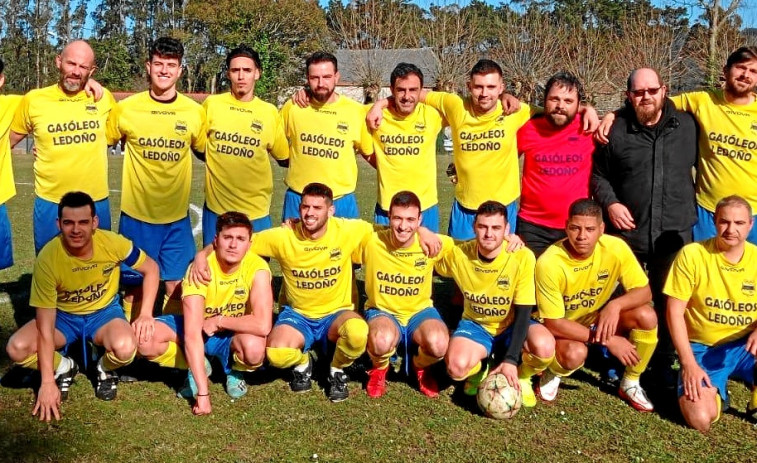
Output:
[{"xmin": 591, "ymin": 68, "xmax": 698, "ymax": 384}]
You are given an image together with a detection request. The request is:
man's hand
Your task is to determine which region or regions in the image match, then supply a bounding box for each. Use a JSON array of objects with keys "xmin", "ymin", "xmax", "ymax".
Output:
[
  {"xmin": 32, "ymin": 382, "xmax": 61, "ymax": 422},
  {"xmin": 746, "ymin": 328, "xmax": 757, "ymax": 356},
  {"xmin": 366, "ymin": 104, "xmax": 385, "ymax": 130},
  {"xmin": 132, "ymin": 316, "xmax": 155, "ymax": 344},
  {"xmin": 580, "ymin": 105, "xmax": 600, "ymax": 133},
  {"xmin": 608, "ymin": 203, "xmax": 636, "ymax": 231},
  {"xmin": 500, "ymin": 93, "xmax": 521, "ymax": 115},
  {"xmin": 291, "ymin": 88, "xmax": 310, "ymax": 108},
  {"xmin": 504, "ymin": 233, "xmax": 524, "ymax": 253},
  {"xmin": 594, "ymin": 112, "xmax": 616, "ymax": 145},
  {"xmin": 605, "ymin": 336, "xmax": 640, "ymax": 367},
  {"xmin": 192, "ymin": 395, "xmax": 212, "ymax": 415},
  {"xmin": 594, "ymin": 303, "xmax": 621, "ymax": 345},
  {"xmin": 418, "ymin": 228, "xmax": 442, "ymax": 258},
  {"xmin": 680, "ymin": 361, "xmax": 712, "ymax": 402},
  {"xmin": 188, "ymin": 261, "xmax": 211, "ymax": 287},
  {"xmin": 84, "ymin": 79, "xmax": 104, "ymax": 101},
  {"xmin": 202, "ymin": 315, "xmax": 223, "ymax": 337},
  {"xmin": 490, "ymin": 362, "xmax": 520, "ymax": 390}
]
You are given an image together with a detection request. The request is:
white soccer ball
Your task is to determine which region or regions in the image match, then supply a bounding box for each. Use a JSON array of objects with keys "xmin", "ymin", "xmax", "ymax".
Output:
[{"xmin": 477, "ymin": 373, "xmax": 522, "ymax": 419}]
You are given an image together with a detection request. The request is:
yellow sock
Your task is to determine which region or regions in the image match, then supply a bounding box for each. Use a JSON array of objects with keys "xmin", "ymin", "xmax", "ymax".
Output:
[
  {"xmin": 413, "ymin": 346, "xmax": 442, "ymax": 370},
  {"xmin": 162, "ymin": 294, "xmax": 182, "ymax": 315},
  {"xmin": 548, "ymin": 356, "xmax": 581, "ymax": 377},
  {"xmin": 150, "ymin": 341, "xmax": 188, "ymax": 369},
  {"xmin": 624, "ymin": 327, "xmax": 658, "ymax": 382},
  {"xmin": 519, "ymin": 352, "xmax": 555, "ymax": 379},
  {"xmin": 714, "ymin": 394, "xmax": 722, "ymax": 423},
  {"xmin": 331, "ymin": 318, "xmax": 368, "ymax": 369},
  {"xmin": 123, "ymin": 298, "xmax": 134, "ymax": 321},
  {"xmin": 749, "ymin": 387, "xmax": 757, "ymax": 411},
  {"xmin": 102, "ymin": 348, "xmax": 136, "ymax": 371},
  {"xmin": 231, "ymin": 352, "xmax": 262, "ymax": 372},
  {"xmin": 16, "ymin": 352, "xmax": 62, "ymax": 371},
  {"xmin": 452, "ymin": 361, "xmax": 481, "ymax": 381},
  {"xmin": 369, "ymin": 348, "xmax": 395, "ymax": 370},
  {"xmin": 266, "ymin": 347, "xmax": 309, "ymax": 369}
]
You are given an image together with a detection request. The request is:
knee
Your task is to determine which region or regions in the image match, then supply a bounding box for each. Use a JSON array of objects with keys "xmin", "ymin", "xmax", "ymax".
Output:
[
  {"xmin": 683, "ymin": 406, "xmax": 714, "ymax": 433},
  {"xmin": 421, "ymin": 330, "xmax": 449, "ymax": 358},
  {"xmin": 369, "ymin": 330, "xmax": 396, "ymax": 356},
  {"xmin": 635, "ymin": 305, "xmax": 658, "ymax": 331},
  {"xmin": 111, "ymin": 334, "xmax": 137, "ymax": 359},
  {"xmin": 6, "ymin": 334, "xmax": 31, "ymax": 362},
  {"xmin": 528, "ymin": 332, "xmax": 556, "ymax": 359},
  {"xmin": 340, "ymin": 318, "xmax": 368, "ymax": 348},
  {"xmin": 558, "ymin": 343, "xmax": 587, "ymax": 370},
  {"xmin": 241, "ymin": 338, "xmax": 266, "ymax": 365},
  {"xmin": 446, "ymin": 354, "xmax": 471, "ymax": 381}
]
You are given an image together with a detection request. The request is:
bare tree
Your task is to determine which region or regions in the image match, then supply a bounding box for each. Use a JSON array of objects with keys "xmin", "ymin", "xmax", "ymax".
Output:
[{"xmin": 560, "ymin": 24, "xmax": 620, "ymax": 106}]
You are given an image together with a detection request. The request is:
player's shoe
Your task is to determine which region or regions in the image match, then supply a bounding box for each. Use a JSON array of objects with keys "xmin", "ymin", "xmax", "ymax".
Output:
[
  {"xmin": 225, "ymin": 370, "xmax": 248, "ymax": 399},
  {"xmin": 54, "ymin": 356, "xmax": 79, "ymax": 401},
  {"xmin": 366, "ymin": 366, "xmax": 389, "ymax": 399},
  {"xmin": 519, "ymin": 378, "xmax": 537, "ymax": 407},
  {"xmin": 536, "ymin": 370, "xmax": 561, "ymax": 402},
  {"xmin": 290, "ymin": 354, "xmax": 313, "ymax": 393},
  {"xmin": 95, "ymin": 357, "xmax": 119, "ymax": 401},
  {"xmin": 328, "ymin": 370, "xmax": 350, "ymax": 402},
  {"xmin": 618, "ymin": 380, "xmax": 654, "ymax": 412},
  {"xmin": 463, "ymin": 362, "xmax": 489, "ymax": 396},
  {"xmin": 177, "ymin": 357, "xmax": 213, "ymax": 399},
  {"xmin": 414, "ymin": 365, "xmax": 439, "ymax": 398}
]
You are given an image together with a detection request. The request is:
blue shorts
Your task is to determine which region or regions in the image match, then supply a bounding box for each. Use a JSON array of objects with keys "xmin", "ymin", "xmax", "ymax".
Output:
[
  {"xmin": 282, "ymin": 189, "xmax": 359, "ymax": 221},
  {"xmin": 156, "ymin": 314, "xmax": 236, "ymax": 374},
  {"xmin": 364, "ymin": 307, "xmax": 442, "ymax": 373},
  {"xmin": 693, "ymin": 204, "xmax": 757, "ymax": 243},
  {"xmin": 677, "ymin": 338, "xmax": 755, "ymax": 401},
  {"xmin": 275, "ymin": 306, "xmax": 349, "ymax": 352},
  {"xmin": 118, "ymin": 213, "xmax": 195, "ymax": 285},
  {"xmin": 373, "ymin": 204, "xmax": 440, "ymax": 233},
  {"xmin": 0, "ymin": 204, "xmax": 13, "ymax": 269},
  {"xmin": 201, "ymin": 203, "xmax": 272, "ymax": 247},
  {"xmin": 452, "ymin": 318, "xmax": 538, "ymax": 356},
  {"xmin": 34, "ymin": 196, "xmax": 111, "ymax": 254},
  {"xmin": 448, "ymin": 198, "xmax": 518, "ymax": 241},
  {"xmin": 55, "ymin": 296, "xmax": 126, "ymax": 367}
]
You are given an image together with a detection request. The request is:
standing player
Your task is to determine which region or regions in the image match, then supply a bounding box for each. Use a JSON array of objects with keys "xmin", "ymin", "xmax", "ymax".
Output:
[
  {"xmin": 107, "ymin": 37, "xmax": 207, "ymax": 320},
  {"xmin": 138, "ymin": 212, "xmax": 273, "ymax": 415},
  {"xmin": 201, "ymin": 45, "xmax": 289, "ymax": 246},
  {"xmin": 279, "ymin": 52, "xmax": 373, "ymax": 220},
  {"xmin": 664, "ymin": 195, "xmax": 757, "ymax": 433},
  {"xmin": 5, "ymin": 192, "xmax": 159, "ymax": 420},
  {"xmin": 517, "ymin": 71, "xmax": 594, "ymax": 257},
  {"xmin": 0, "ymin": 58, "xmax": 22, "ymax": 269},
  {"xmin": 436, "ymin": 201, "xmax": 555, "ymax": 407},
  {"xmin": 535, "ymin": 199, "xmax": 658, "ymax": 412},
  {"xmin": 358, "ymin": 191, "xmax": 454, "ymax": 398},
  {"xmin": 10, "ymin": 40, "xmax": 114, "ymax": 253}
]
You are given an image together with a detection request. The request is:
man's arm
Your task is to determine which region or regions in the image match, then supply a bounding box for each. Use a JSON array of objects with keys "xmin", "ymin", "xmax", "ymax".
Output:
[
  {"xmin": 32, "ymin": 308, "xmax": 61, "ymax": 421},
  {"xmin": 208, "ymin": 270, "xmax": 273, "ymax": 337},
  {"xmin": 490, "ymin": 305, "xmax": 533, "ymax": 390},
  {"xmin": 183, "ymin": 295, "xmax": 212, "ymax": 415},
  {"xmin": 131, "ymin": 256, "xmax": 160, "ymax": 344},
  {"xmin": 667, "ymin": 296, "xmax": 710, "ymax": 401},
  {"xmin": 594, "ymin": 285, "xmax": 652, "ymax": 344}
]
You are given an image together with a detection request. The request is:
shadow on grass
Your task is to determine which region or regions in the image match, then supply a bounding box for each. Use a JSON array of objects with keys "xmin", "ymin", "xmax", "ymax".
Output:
[{"xmin": 0, "ymin": 273, "xmax": 33, "ymax": 328}]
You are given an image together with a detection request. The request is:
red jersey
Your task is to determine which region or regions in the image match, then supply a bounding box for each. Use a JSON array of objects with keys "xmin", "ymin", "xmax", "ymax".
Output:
[{"xmin": 517, "ymin": 115, "xmax": 594, "ymax": 229}]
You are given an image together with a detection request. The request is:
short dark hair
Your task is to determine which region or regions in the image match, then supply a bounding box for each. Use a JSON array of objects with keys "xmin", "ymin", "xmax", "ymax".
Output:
[
  {"xmin": 725, "ymin": 46, "xmax": 757, "ymax": 70},
  {"xmin": 149, "ymin": 37, "xmax": 184, "ymax": 62},
  {"xmin": 0, "ymin": 57, "xmax": 4, "ymax": 75},
  {"xmin": 302, "ymin": 182, "xmax": 333, "ymax": 205},
  {"xmin": 389, "ymin": 191, "xmax": 421, "ymax": 214},
  {"xmin": 58, "ymin": 191, "xmax": 95, "ymax": 219},
  {"xmin": 715, "ymin": 194, "xmax": 753, "ymax": 217},
  {"xmin": 470, "ymin": 59, "xmax": 503, "ymax": 79},
  {"xmin": 390, "ymin": 63, "xmax": 424, "ymax": 88},
  {"xmin": 474, "ymin": 200, "xmax": 508, "ymax": 225},
  {"xmin": 226, "ymin": 45, "xmax": 262, "ymax": 72},
  {"xmin": 544, "ymin": 71, "xmax": 585, "ymax": 103},
  {"xmin": 306, "ymin": 51, "xmax": 338, "ymax": 74},
  {"xmin": 568, "ymin": 198, "xmax": 603, "ymax": 220},
  {"xmin": 216, "ymin": 211, "xmax": 253, "ymax": 236}
]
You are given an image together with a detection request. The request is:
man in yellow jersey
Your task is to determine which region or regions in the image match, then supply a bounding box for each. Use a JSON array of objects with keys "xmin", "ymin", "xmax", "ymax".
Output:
[
  {"xmin": 279, "ymin": 52, "xmax": 373, "ymax": 220},
  {"xmin": 357, "ymin": 191, "xmax": 453, "ymax": 398},
  {"xmin": 435, "ymin": 201, "xmax": 555, "ymax": 407},
  {"xmin": 201, "ymin": 45, "xmax": 289, "ymax": 246},
  {"xmin": 535, "ymin": 199, "xmax": 658, "ymax": 412},
  {"xmin": 10, "ymin": 40, "xmax": 114, "ymax": 254},
  {"xmin": 5, "ymin": 192, "xmax": 159, "ymax": 420},
  {"xmin": 137, "ymin": 212, "xmax": 273, "ymax": 415},
  {"xmin": 107, "ymin": 37, "xmax": 207, "ymax": 320},
  {"xmin": 664, "ymin": 195, "xmax": 757, "ymax": 433},
  {"xmin": 0, "ymin": 58, "xmax": 22, "ymax": 269}
]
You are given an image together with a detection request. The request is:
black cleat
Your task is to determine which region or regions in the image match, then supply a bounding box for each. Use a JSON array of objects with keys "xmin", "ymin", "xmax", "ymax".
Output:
[
  {"xmin": 290, "ymin": 354, "xmax": 313, "ymax": 393},
  {"xmin": 55, "ymin": 358, "xmax": 79, "ymax": 401},
  {"xmin": 328, "ymin": 371, "xmax": 349, "ymax": 402},
  {"xmin": 95, "ymin": 362, "xmax": 119, "ymax": 401}
]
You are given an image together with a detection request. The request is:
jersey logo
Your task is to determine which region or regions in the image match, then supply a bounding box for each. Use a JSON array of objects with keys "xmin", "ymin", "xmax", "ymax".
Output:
[
  {"xmin": 414, "ymin": 122, "xmax": 426, "ymax": 133},
  {"xmin": 250, "ymin": 120, "xmax": 264, "ymax": 133},
  {"xmin": 495, "ymin": 115, "xmax": 506, "ymax": 125},
  {"xmin": 751, "ymin": 121, "xmax": 757, "ymax": 133},
  {"xmin": 337, "ymin": 122, "xmax": 349, "ymax": 134},
  {"xmin": 175, "ymin": 120, "xmax": 188, "ymax": 136},
  {"xmin": 597, "ymin": 269, "xmax": 609, "ymax": 281},
  {"xmin": 102, "ymin": 264, "xmax": 115, "ymax": 277},
  {"xmin": 234, "ymin": 286, "xmax": 247, "ymax": 297},
  {"xmin": 743, "ymin": 280, "xmax": 755, "ymax": 296},
  {"xmin": 497, "ymin": 276, "xmax": 510, "ymax": 290},
  {"xmin": 85, "ymin": 103, "xmax": 98, "ymax": 114},
  {"xmin": 330, "ymin": 248, "xmax": 342, "ymax": 261},
  {"xmin": 414, "ymin": 257, "xmax": 428, "ymax": 270}
]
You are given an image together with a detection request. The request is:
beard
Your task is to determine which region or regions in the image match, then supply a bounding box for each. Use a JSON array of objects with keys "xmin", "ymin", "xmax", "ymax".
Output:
[
  {"xmin": 634, "ymin": 98, "xmax": 664, "ymax": 125},
  {"xmin": 545, "ymin": 110, "xmax": 577, "ymax": 128}
]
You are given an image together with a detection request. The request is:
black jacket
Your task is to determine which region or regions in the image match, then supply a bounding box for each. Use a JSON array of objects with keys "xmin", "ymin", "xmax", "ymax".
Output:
[{"xmin": 591, "ymin": 99, "xmax": 698, "ymax": 256}]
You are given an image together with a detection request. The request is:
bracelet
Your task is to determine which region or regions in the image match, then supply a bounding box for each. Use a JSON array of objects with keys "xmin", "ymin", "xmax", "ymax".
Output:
[{"xmin": 196, "ymin": 393, "xmax": 209, "ymax": 397}]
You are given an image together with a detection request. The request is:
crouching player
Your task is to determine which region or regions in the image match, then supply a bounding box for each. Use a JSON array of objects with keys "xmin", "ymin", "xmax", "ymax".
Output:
[
  {"xmin": 436, "ymin": 201, "xmax": 556, "ymax": 407},
  {"xmin": 138, "ymin": 212, "xmax": 273, "ymax": 415},
  {"xmin": 535, "ymin": 199, "xmax": 658, "ymax": 412},
  {"xmin": 664, "ymin": 195, "xmax": 757, "ymax": 432},
  {"xmin": 5, "ymin": 192, "xmax": 159, "ymax": 420}
]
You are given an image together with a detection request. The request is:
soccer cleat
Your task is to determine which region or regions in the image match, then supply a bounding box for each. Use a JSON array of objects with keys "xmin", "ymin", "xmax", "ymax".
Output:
[
  {"xmin": 519, "ymin": 378, "xmax": 537, "ymax": 408},
  {"xmin": 290, "ymin": 354, "xmax": 313, "ymax": 393},
  {"xmin": 328, "ymin": 370, "xmax": 350, "ymax": 402},
  {"xmin": 366, "ymin": 366, "xmax": 389, "ymax": 399},
  {"xmin": 177, "ymin": 358, "xmax": 213, "ymax": 399},
  {"xmin": 537, "ymin": 370, "xmax": 561, "ymax": 402},
  {"xmin": 464, "ymin": 362, "xmax": 489, "ymax": 396},
  {"xmin": 414, "ymin": 366, "xmax": 439, "ymax": 398},
  {"xmin": 54, "ymin": 357, "xmax": 79, "ymax": 401},
  {"xmin": 619, "ymin": 381, "xmax": 654, "ymax": 412},
  {"xmin": 225, "ymin": 370, "xmax": 248, "ymax": 399},
  {"xmin": 95, "ymin": 358, "xmax": 119, "ymax": 401}
]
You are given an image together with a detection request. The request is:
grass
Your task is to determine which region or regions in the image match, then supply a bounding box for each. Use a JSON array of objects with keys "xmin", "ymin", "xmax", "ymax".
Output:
[{"xmin": 1, "ymin": 154, "xmax": 757, "ymax": 463}]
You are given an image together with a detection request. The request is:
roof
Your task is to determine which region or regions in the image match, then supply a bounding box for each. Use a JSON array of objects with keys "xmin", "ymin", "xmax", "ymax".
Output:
[{"xmin": 333, "ymin": 48, "xmax": 439, "ymax": 87}]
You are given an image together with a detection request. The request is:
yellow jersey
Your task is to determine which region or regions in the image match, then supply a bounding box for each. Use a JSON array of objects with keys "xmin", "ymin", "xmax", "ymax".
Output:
[
  {"xmin": 280, "ymin": 96, "xmax": 373, "ymax": 198},
  {"xmin": 203, "ymin": 93, "xmax": 289, "ymax": 220},
  {"xmin": 251, "ymin": 218, "xmax": 373, "ymax": 318},
  {"xmin": 435, "ymin": 240, "xmax": 536, "ymax": 335},
  {"xmin": 536, "ymin": 235, "xmax": 649, "ymax": 326},
  {"xmin": 182, "ymin": 250, "xmax": 271, "ymax": 319},
  {"xmin": 357, "ymin": 229, "xmax": 454, "ymax": 325},
  {"xmin": 424, "ymin": 91, "xmax": 533, "ymax": 209},
  {"xmin": 0, "ymin": 95, "xmax": 22, "ymax": 205},
  {"xmin": 664, "ymin": 238, "xmax": 757, "ymax": 346},
  {"xmin": 10, "ymin": 85, "xmax": 114, "ymax": 202},
  {"xmin": 372, "ymin": 103, "xmax": 443, "ymax": 210},
  {"xmin": 30, "ymin": 230, "xmax": 146, "ymax": 314},
  {"xmin": 671, "ymin": 90, "xmax": 757, "ymax": 212},
  {"xmin": 107, "ymin": 92, "xmax": 207, "ymax": 223}
]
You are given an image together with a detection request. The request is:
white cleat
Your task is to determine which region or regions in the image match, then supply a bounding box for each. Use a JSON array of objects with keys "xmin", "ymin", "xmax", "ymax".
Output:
[{"xmin": 537, "ymin": 370, "xmax": 561, "ymax": 402}]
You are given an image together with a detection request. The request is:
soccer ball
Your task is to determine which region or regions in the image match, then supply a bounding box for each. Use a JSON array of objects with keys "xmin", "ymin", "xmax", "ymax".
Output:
[{"xmin": 477, "ymin": 373, "xmax": 522, "ymax": 419}]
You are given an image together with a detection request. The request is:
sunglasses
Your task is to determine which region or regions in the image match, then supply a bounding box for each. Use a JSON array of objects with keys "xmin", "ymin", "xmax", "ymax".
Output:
[{"xmin": 628, "ymin": 87, "xmax": 663, "ymax": 98}]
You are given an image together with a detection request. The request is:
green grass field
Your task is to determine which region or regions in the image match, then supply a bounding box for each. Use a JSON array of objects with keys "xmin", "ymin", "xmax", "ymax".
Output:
[{"xmin": 1, "ymin": 154, "xmax": 756, "ymax": 463}]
